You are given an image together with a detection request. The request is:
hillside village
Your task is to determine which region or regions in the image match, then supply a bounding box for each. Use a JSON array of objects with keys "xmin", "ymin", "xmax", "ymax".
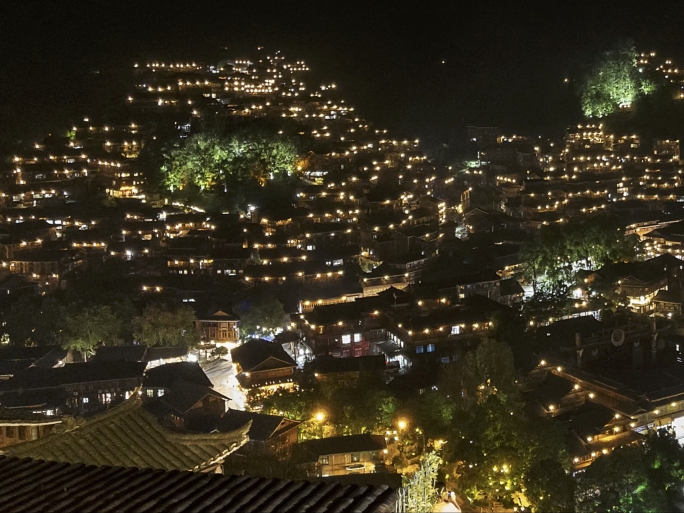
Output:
[{"xmin": 4, "ymin": 46, "xmax": 684, "ymax": 511}]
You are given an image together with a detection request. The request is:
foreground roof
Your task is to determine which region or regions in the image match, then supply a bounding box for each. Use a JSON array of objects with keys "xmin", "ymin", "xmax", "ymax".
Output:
[
  {"xmin": 1, "ymin": 395, "xmax": 249, "ymax": 471},
  {"xmin": 0, "ymin": 456, "xmax": 398, "ymax": 513}
]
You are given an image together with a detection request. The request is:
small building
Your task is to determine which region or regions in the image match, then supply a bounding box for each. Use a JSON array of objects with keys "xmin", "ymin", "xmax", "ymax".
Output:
[
  {"xmin": 0, "ymin": 411, "xmax": 61, "ymax": 449},
  {"xmin": 306, "ymin": 355, "xmax": 388, "ymax": 385},
  {"xmin": 296, "ymin": 433, "xmax": 387, "ymax": 477},
  {"xmin": 499, "ymin": 278, "xmax": 525, "ymax": 306},
  {"xmin": 300, "ymin": 302, "xmax": 377, "ymax": 357},
  {"xmin": 0, "ymin": 361, "xmax": 146, "ymax": 417},
  {"xmin": 230, "ymin": 339, "xmax": 297, "ymax": 392},
  {"xmin": 195, "ymin": 310, "xmax": 240, "ymax": 348},
  {"xmin": 653, "ymin": 288, "xmax": 683, "ymax": 315},
  {"xmin": 218, "ymin": 409, "xmax": 301, "ymax": 455},
  {"xmin": 142, "ymin": 361, "xmax": 214, "ymax": 401},
  {"xmin": 147, "ymin": 379, "xmax": 229, "ymax": 431}
]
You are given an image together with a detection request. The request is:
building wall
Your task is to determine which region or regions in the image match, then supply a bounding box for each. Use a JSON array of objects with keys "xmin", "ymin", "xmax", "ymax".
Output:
[
  {"xmin": 0, "ymin": 423, "xmax": 58, "ymax": 449},
  {"xmin": 315, "ymin": 450, "xmax": 382, "ymax": 477},
  {"xmin": 196, "ymin": 320, "xmax": 240, "ymax": 345}
]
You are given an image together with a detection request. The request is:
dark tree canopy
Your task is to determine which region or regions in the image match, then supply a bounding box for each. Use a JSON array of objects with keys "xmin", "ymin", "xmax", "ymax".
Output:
[
  {"xmin": 132, "ymin": 304, "xmax": 200, "ymax": 347},
  {"xmin": 232, "ymin": 294, "xmax": 285, "ymax": 338},
  {"xmin": 2, "ymin": 295, "xmax": 66, "ymax": 346},
  {"xmin": 520, "ymin": 214, "xmax": 637, "ymax": 295},
  {"xmin": 60, "ymin": 305, "xmax": 124, "ymax": 360}
]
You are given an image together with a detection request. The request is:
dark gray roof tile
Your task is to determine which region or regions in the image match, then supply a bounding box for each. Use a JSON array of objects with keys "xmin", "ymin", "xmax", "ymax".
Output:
[{"xmin": 0, "ymin": 456, "xmax": 398, "ymax": 512}]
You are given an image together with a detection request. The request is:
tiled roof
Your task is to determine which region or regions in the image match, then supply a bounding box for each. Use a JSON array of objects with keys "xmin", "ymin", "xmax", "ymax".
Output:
[
  {"xmin": 297, "ymin": 433, "xmax": 387, "ymax": 462},
  {"xmin": 0, "ymin": 456, "xmax": 398, "ymax": 513},
  {"xmin": 219, "ymin": 409, "xmax": 301, "ymax": 441},
  {"xmin": 500, "ymin": 278, "xmax": 524, "ymax": 296},
  {"xmin": 0, "ymin": 361, "xmax": 146, "ymax": 391},
  {"xmin": 157, "ymin": 379, "xmax": 228, "ymax": 414},
  {"xmin": 231, "ymin": 339, "xmax": 297, "ymax": 372},
  {"xmin": 2, "ymin": 395, "xmax": 249, "ymax": 471},
  {"xmin": 202, "ymin": 309, "xmax": 238, "ymax": 321},
  {"xmin": 91, "ymin": 345, "xmax": 148, "ymax": 363},
  {"xmin": 145, "ymin": 346, "xmax": 188, "ymax": 361},
  {"xmin": 143, "ymin": 361, "xmax": 213, "ymax": 388}
]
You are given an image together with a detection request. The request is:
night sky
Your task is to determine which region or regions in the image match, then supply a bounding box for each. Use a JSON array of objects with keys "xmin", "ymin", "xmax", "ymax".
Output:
[{"xmin": 3, "ymin": 2, "xmax": 684, "ymax": 149}]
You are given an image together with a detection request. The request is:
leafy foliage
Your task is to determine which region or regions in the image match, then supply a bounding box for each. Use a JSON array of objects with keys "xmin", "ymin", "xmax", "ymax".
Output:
[
  {"xmin": 575, "ymin": 429, "xmax": 684, "ymax": 513},
  {"xmin": 399, "ymin": 451, "xmax": 442, "ymax": 513},
  {"xmin": 60, "ymin": 305, "xmax": 123, "ymax": 359},
  {"xmin": 232, "ymin": 294, "xmax": 285, "ymax": 338},
  {"xmin": 579, "ymin": 40, "xmax": 656, "ymax": 118},
  {"xmin": 450, "ymin": 396, "xmax": 567, "ymax": 508},
  {"xmin": 524, "ymin": 458, "xmax": 575, "ymax": 513},
  {"xmin": 521, "ymin": 215, "xmax": 636, "ymax": 295},
  {"xmin": 438, "ymin": 339, "xmax": 518, "ymax": 410},
  {"xmin": 461, "ymin": 338, "xmax": 517, "ymax": 404},
  {"xmin": 161, "ymin": 130, "xmax": 297, "ymax": 192},
  {"xmin": 2, "ymin": 295, "xmax": 66, "ymax": 346},
  {"xmin": 132, "ymin": 304, "xmax": 200, "ymax": 347},
  {"xmin": 260, "ymin": 373, "xmax": 398, "ymax": 440}
]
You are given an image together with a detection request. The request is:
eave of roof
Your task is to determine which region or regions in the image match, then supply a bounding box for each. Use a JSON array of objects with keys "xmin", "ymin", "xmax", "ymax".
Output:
[{"xmin": 2, "ymin": 394, "xmax": 249, "ymax": 472}]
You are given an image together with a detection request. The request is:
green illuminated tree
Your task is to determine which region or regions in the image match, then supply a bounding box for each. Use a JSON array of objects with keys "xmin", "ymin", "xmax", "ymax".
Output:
[
  {"xmin": 224, "ymin": 130, "xmax": 298, "ymax": 186},
  {"xmin": 160, "ymin": 130, "xmax": 298, "ymax": 192},
  {"xmin": 520, "ymin": 215, "xmax": 636, "ymax": 296},
  {"xmin": 579, "ymin": 41, "xmax": 656, "ymax": 118},
  {"xmin": 60, "ymin": 305, "xmax": 123, "ymax": 360},
  {"xmin": 457, "ymin": 338, "xmax": 517, "ymax": 406},
  {"xmin": 132, "ymin": 304, "xmax": 200, "ymax": 347},
  {"xmin": 162, "ymin": 133, "xmax": 230, "ymax": 191},
  {"xmin": 575, "ymin": 429, "xmax": 684, "ymax": 513},
  {"xmin": 398, "ymin": 451, "xmax": 442, "ymax": 513},
  {"xmin": 449, "ymin": 396, "xmax": 568, "ymax": 509}
]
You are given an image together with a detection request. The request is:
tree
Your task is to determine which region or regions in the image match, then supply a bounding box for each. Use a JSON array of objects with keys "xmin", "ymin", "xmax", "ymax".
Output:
[
  {"xmin": 460, "ymin": 338, "xmax": 517, "ymax": 405},
  {"xmin": 524, "ymin": 459, "xmax": 575, "ymax": 513},
  {"xmin": 520, "ymin": 215, "xmax": 636, "ymax": 299},
  {"xmin": 3, "ymin": 295, "xmax": 66, "ymax": 346},
  {"xmin": 132, "ymin": 304, "xmax": 200, "ymax": 347},
  {"xmin": 575, "ymin": 429, "xmax": 684, "ymax": 513},
  {"xmin": 233, "ymin": 295, "xmax": 285, "ymax": 338},
  {"xmin": 60, "ymin": 305, "xmax": 123, "ymax": 360},
  {"xmin": 408, "ymin": 390, "xmax": 456, "ymax": 440},
  {"xmin": 446, "ymin": 394, "xmax": 568, "ymax": 510},
  {"xmin": 322, "ymin": 379, "xmax": 398, "ymax": 435},
  {"xmin": 579, "ymin": 40, "xmax": 656, "ymax": 118},
  {"xmin": 398, "ymin": 452, "xmax": 442, "ymax": 513},
  {"xmin": 162, "ymin": 133, "xmax": 230, "ymax": 191},
  {"xmin": 224, "ymin": 128, "xmax": 298, "ymax": 186},
  {"xmin": 160, "ymin": 130, "xmax": 298, "ymax": 193}
]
